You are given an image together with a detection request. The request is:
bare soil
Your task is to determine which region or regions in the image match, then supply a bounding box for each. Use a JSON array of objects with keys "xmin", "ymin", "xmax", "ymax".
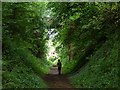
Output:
[{"xmin": 43, "ymin": 67, "xmax": 74, "ymax": 89}]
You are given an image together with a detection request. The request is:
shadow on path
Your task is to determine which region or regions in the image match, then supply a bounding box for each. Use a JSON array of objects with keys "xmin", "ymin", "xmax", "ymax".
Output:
[{"xmin": 43, "ymin": 67, "xmax": 74, "ymax": 89}]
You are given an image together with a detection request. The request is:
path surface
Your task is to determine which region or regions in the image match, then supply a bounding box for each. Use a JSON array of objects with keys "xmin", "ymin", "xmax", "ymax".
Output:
[{"xmin": 43, "ymin": 66, "xmax": 74, "ymax": 89}]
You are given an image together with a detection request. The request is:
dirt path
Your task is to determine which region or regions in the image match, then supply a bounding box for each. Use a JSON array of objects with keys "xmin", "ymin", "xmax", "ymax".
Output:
[{"xmin": 43, "ymin": 66, "xmax": 74, "ymax": 89}]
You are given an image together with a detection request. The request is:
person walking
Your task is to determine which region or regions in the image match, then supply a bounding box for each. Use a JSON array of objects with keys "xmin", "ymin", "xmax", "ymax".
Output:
[{"xmin": 57, "ymin": 60, "xmax": 62, "ymax": 75}]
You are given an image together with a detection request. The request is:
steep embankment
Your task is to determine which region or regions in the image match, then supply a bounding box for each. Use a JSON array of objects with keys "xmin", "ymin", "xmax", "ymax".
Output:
[
  {"xmin": 2, "ymin": 2, "xmax": 50, "ymax": 88},
  {"xmin": 70, "ymin": 32, "xmax": 119, "ymax": 88},
  {"xmin": 2, "ymin": 38, "xmax": 49, "ymax": 88}
]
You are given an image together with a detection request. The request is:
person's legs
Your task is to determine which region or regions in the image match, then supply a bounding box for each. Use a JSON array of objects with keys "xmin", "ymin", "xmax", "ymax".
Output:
[
  {"xmin": 58, "ymin": 70, "xmax": 60, "ymax": 75},
  {"xmin": 58, "ymin": 67, "xmax": 61, "ymax": 75},
  {"xmin": 59, "ymin": 69, "xmax": 61, "ymax": 75}
]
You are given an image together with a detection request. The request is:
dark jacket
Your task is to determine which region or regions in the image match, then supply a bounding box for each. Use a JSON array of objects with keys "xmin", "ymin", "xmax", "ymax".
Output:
[{"xmin": 57, "ymin": 61, "xmax": 61, "ymax": 70}]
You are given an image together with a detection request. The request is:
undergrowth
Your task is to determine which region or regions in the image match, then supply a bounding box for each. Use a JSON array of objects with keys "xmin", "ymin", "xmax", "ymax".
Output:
[
  {"xmin": 2, "ymin": 38, "xmax": 50, "ymax": 88},
  {"xmin": 70, "ymin": 33, "xmax": 119, "ymax": 88}
]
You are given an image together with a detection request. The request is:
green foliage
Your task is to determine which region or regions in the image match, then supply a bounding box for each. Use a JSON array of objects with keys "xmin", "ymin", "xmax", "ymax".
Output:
[
  {"xmin": 48, "ymin": 2, "xmax": 120, "ymax": 88},
  {"xmin": 70, "ymin": 32, "xmax": 119, "ymax": 88},
  {"xmin": 2, "ymin": 2, "xmax": 50, "ymax": 88},
  {"xmin": 62, "ymin": 60, "xmax": 77, "ymax": 74},
  {"xmin": 2, "ymin": 2, "xmax": 120, "ymax": 88},
  {"xmin": 2, "ymin": 2, "xmax": 47, "ymax": 58},
  {"xmin": 2, "ymin": 36, "xmax": 50, "ymax": 88},
  {"xmin": 3, "ymin": 61, "xmax": 47, "ymax": 88}
]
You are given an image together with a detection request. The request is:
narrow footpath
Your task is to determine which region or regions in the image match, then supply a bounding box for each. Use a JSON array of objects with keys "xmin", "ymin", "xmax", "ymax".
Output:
[{"xmin": 43, "ymin": 66, "xmax": 74, "ymax": 89}]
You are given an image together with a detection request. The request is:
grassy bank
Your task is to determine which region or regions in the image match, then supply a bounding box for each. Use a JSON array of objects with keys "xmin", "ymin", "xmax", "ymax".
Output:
[
  {"xmin": 2, "ymin": 38, "xmax": 50, "ymax": 88},
  {"xmin": 70, "ymin": 32, "xmax": 119, "ymax": 88}
]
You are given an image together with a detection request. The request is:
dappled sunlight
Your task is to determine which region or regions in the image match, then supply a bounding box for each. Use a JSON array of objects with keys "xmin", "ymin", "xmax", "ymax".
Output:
[
  {"xmin": 2, "ymin": 2, "xmax": 119, "ymax": 88},
  {"xmin": 47, "ymin": 40, "xmax": 58, "ymax": 59},
  {"xmin": 46, "ymin": 29, "xmax": 59, "ymax": 65}
]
